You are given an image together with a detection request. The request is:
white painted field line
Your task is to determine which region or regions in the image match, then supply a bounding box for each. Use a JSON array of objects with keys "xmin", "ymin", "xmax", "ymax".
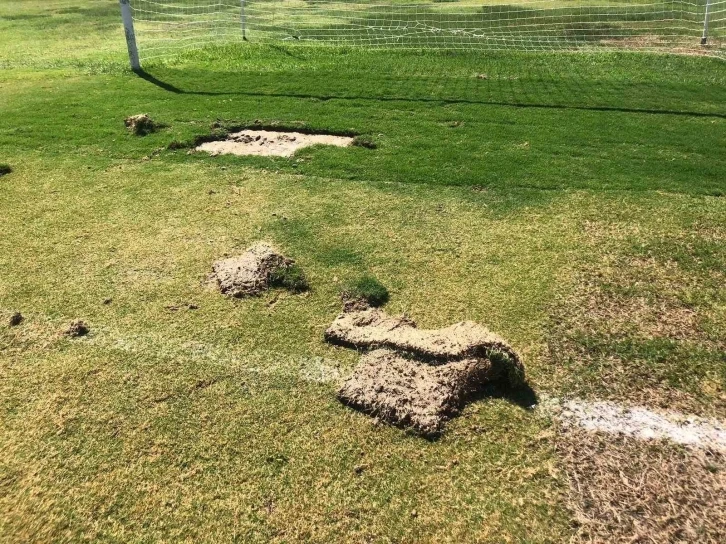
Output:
[{"xmin": 543, "ymin": 397, "xmax": 726, "ymax": 452}]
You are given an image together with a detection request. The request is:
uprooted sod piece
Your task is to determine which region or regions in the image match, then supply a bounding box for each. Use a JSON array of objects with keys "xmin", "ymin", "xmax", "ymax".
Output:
[
  {"xmin": 341, "ymin": 274, "xmax": 389, "ymax": 311},
  {"xmin": 340, "ymin": 348, "xmax": 515, "ymax": 436},
  {"xmin": 8, "ymin": 312, "xmax": 23, "ymax": 327},
  {"xmin": 326, "ymin": 307, "xmax": 522, "ymax": 370},
  {"xmin": 327, "ymin": 308, "xmax": 525, "ymax": 436},
  {"xmin": 124, "ymin": 114, "xmax": 159, "ymax": 136}
]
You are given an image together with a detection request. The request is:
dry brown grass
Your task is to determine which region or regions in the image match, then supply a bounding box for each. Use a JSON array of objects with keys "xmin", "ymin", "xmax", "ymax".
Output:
[
  {"xmin": 557, "ymin": 428, "xmax": 725, "ymax": 543},
  {"xmin": 548, "ymin": 218, "xmax": 726, "ymax": 541}
]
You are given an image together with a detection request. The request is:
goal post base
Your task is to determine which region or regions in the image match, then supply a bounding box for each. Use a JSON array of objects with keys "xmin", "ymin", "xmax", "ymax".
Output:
[{"xmin": 119, "ymin": 0, "xmax": 140, "ymax": 71}]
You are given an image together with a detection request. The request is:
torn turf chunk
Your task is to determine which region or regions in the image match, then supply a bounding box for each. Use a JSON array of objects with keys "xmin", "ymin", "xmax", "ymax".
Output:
[
  {"xmin": 325, "ymin": 307, "xmax": 523, "ymax": 384},
  {"xmin": 338, "ymin": 348, "xmax": 502, "ymax": 436},
  {"xmin": 328, "ymin": 308, "xmax": 525, "ymax": 435},
  {"xmin": 212, "ymin": 242, "xmax": 293, "ymax": 297}
]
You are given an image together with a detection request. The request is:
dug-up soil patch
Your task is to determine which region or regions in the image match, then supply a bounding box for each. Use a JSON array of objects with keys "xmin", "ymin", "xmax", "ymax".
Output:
[
  {"xmin": 211, "ymin": 242, "xmax": 292, "ymax": 297},
  {"xmin": 196, "ymin": 130, "xmax": 353, "ymax": 158},
  {"xmin": 65, "ymin": 320, "xmax": 89, "ymax": 337},
  {"xmin": 327, "ymin": 308, "xmax": 525, "ymax": 436}
]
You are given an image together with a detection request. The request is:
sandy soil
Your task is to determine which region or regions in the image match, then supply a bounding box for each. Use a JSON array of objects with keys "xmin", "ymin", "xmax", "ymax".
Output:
[{"xmin": 196, "ymin": 130, "xmax": 353, "ymax": 157}]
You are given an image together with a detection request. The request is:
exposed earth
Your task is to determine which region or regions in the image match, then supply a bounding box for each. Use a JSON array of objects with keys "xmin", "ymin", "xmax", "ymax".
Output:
[{"xmin": 196, "ymin": 130, "xmax": 353, "ymax": 157}]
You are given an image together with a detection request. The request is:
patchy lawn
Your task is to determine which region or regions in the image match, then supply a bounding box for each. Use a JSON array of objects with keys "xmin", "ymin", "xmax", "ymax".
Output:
[{"xmin": 1, "ymin": 1, "xmax": 724, "ymax": 542}]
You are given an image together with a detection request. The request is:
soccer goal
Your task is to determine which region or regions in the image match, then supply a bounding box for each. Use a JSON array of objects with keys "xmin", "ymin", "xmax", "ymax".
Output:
[{"xmin": 119, "ymin": 0, "xmax": 724, "ymax": 67}]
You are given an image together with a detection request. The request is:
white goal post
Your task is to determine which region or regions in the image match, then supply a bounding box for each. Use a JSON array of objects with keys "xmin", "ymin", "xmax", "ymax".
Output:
[{"xmin": 120, "ymin": 0, "xmax": 725, "ymax": 67}]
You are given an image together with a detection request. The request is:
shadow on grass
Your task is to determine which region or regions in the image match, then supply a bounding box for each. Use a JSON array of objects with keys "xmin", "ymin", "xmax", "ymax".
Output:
[
  {"xmin": 134, "ymin": 52, "xmax": 725, "ymax": 196},
  {"xmin": 414, "ymin": 381, "xmax": 539, "ymax": 442},
  {"xmin": 135, "ymin": 66, "xmax": 726, "ymax": 120},
  {"xmin": 475, "ymin": 380, "xmax": 539, "ymax": 411}
]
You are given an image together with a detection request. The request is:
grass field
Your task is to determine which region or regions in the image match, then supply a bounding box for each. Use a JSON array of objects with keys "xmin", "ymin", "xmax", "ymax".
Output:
[{"xmin": 1, "ymin": 1, "xmax": 725, "ymax": 542}]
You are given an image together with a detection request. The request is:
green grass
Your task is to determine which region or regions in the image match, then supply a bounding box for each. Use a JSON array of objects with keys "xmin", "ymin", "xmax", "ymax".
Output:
[
  {"xmin": 1, "ymin": 1, "xmax": 725, "ymax": 542},
  {"xmin": 128, "ymin": 0, "xmax": 719, "ymax": 57},
  {"xmin": 342, "ymin": 274, "xmax": 390, "ymax": 306},
  {"xmin": 269, "ymin": 263, "xmax": 310, "ymax": 293}
]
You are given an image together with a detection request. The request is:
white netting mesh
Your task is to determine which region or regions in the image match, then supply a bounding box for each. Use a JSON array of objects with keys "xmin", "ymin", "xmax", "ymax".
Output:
[{"xmin": 128, "ymin": 0, "xmax": 725, "ymax": 60}]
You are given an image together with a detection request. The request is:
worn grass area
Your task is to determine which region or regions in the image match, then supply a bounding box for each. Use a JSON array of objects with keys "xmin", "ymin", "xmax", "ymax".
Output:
[
  {"xmin": 1, "ymin": 0, "xmax": 725, "ymax": 542},
  {"xmin": 1, "ymin": 161, "xmax": 578, "ymax": 542},
  {"xmin": 547, "ymin": 204, "xmax": 726, "ymax": 416},
  {"xmin": 558, "ymin": 428, "xmax": 725, "ymax": 543}
]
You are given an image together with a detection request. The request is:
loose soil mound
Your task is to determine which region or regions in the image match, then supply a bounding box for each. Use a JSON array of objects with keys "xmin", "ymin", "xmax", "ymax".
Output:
[
  {"xmin": 196, "ymin": 130, "xmax": 353, "ymax": 157},
  {"xmin": 211, "ymin": 242, "xmax": 293, "ymax": 297},
  {"xmin": 124, "ymin": 114, "xmax": 158, "ymax": 136},
  {"xmin": 328, "ymin": 308, "xmax": 525, "ymax": 435},
  {"xmin": 65, "ymin": 320, "xmax": 89, "ymax": 337},
  {"xmin": 339, "ymin": 348, "xmax": 501, "ymax": 436}
]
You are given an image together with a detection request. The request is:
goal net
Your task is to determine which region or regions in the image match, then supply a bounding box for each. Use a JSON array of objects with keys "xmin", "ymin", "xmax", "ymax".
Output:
[{"xmin": 125, "ymin": 0, "xmax": 725, "ymax": 62}]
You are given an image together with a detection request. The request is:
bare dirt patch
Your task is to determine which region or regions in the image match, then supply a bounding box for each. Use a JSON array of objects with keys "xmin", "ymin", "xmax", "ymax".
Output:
[
  {"xmin": 211, "ymin": 242, "xmax": 305, "ymax": 297},
  {"xmin": 327, "ymin": 307, "xmax": 525, "ymax": 436},
  {"xmin": 196, "ymin": 129, "xmax": 353, "ymax": 158},
  {"xmin": 558, "ymin": 428, "xmax": 725, "ymax": 543}
]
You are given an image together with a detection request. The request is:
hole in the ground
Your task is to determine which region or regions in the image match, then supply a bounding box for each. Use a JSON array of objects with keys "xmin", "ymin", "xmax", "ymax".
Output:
[{"xmin": 195, "ymin": 129, "xmax": 354, "ymax": 158}]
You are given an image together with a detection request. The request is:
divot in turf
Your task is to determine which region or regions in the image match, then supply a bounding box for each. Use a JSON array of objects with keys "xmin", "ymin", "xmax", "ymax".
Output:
[
  {"xmin": 196, "ymin": 129, "xmax": 353, "ymax": 157},
  {"xmin": 65, "ymin": 319, "xmax": 89, "ymax": 337},
  {"xmin": 124, "ymin": 114, "xmax": 159, "ymax": 136}
]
